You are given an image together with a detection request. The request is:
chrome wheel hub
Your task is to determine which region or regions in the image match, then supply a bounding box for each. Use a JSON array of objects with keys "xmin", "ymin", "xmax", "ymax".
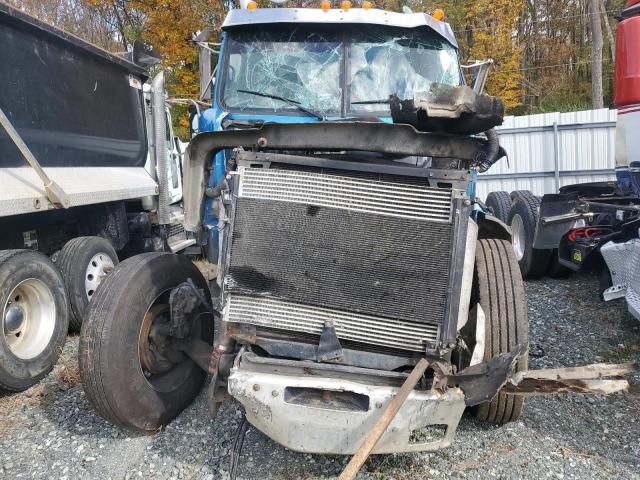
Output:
[
  {"xmin": 2, "ymin": 278, "xmax": 56, "ymax": 359},
  {"xmin": 4, "ymin": 304, "xmax": 25, "ymax": 334},
  {"xmin": 511, "ymin": 214, "xmax": 526, "ymax": 261},
  {"xmin": 85, "ymin": 253, "xmax": 115, "ymax": 300}
]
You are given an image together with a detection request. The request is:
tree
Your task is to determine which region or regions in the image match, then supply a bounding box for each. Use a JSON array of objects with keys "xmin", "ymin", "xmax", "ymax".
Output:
[
  {"xmin": 590, "ymin": 0, "xmax": 604, "ymax": 108},
  {"xmin": 462, "ymin": 0, "xmax": 526, "ymax": 111}
]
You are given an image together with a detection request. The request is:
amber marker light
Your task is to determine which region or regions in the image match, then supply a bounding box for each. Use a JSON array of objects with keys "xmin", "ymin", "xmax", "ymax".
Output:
[
  {"xmin": 247, "ymin": 1, "xmax": 258, "ymax": 10},
  {"xmin": 431, "ymin": 8, "xmax": 445, "ymax": 21},
  {"xmin": 320, "ymin": 0, "xmax": 331, "ymax": 11},
  {"xmin": 362, "ymin": 0, "xmax": 373, "ymax": 9},
  {"xmin": 340, "ymin": 0, "xmax": 352, "ymax": 10}
]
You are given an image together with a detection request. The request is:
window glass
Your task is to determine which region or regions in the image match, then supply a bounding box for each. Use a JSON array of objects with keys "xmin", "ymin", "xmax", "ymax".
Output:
[{"xmin": 222, "ymin": 28, "xmax": 342, "ymax": 117}]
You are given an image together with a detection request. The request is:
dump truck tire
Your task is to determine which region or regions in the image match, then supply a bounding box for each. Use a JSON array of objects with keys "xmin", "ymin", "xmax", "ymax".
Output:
[
  {"xmin": 474, "ymin": 239, "xmax": 528, "ymax": 424},
  {"xmin": 485, "ymin": 191, "xmax": 511, "ymax": 223},
  {"xmin": 507, "ymin": 196, "xmax": 552, "ymax": 278},
  {"xmin": 79, "ymin": 253, "xmax": 215, "ymax": 432},
  {"xmin": 55, "ymin": 236, "xmax": 119, "ymax": 332},
  {"xmin": 0, "ymin": 250, "xmax": 69, "ymax": 392}
]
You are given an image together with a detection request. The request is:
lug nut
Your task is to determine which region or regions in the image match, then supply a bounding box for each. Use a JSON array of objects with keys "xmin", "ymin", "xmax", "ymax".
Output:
[{"xmin": 253, "ymin": 384, "xmax": 260, "ymax": 391}]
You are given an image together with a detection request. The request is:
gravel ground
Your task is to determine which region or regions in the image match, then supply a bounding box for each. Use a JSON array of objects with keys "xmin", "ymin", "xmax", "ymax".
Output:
[{"xmin": 1, "ymin": 274, "xmax": 639, "ymax": 480}]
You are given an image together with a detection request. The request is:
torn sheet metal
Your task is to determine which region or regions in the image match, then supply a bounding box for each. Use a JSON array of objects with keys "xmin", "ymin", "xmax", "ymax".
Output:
[
  {"xmin": 448, "ymin": 345, "xmax": 633, "ymax": 405},
  {"xmin": 389, "ymin": 83, "xmax": 505, "ymax": 135},
  {"xmin": 601, "ymin": 239, "xmax": 640, "ymax": 321},
  {"xmin": 502, "ymin": 362, "xmax": 634, "ymax": 396},
  {"xmin": 447, "ymin": 344, "xmax": 526, "ymax": 406}
]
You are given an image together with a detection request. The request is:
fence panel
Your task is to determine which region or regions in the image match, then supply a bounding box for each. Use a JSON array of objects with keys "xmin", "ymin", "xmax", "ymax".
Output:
[{"xmin": 477, "ymin": 109, "xmax": 617, "ymax": 201}]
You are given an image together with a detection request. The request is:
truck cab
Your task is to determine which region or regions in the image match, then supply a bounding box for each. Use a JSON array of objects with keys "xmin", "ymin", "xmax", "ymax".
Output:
[
  {"xmin": 196, "ymin": 6, "xmax": 464, "ymax": 259},
  {"xmin": 78, "ymin": 3, "xmax": 631, "ymax": 462}
]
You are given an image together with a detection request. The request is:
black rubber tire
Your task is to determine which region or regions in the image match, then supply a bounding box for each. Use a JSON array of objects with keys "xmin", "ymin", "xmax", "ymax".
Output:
[
  {"xmin": 55, "ymin": 236, "xmax": 119, "ymax": 332},
  {"xmin": 0, "ymin": 250, "xmax": 69, "ymax": 392},
  {"xmin": 507, "ymin": 196, "xmax": 552, "ymax": 279},
  {"xmin": 548, "ymin": 250, "xmax": 572, "ymax": 279},
  {"xmin": 599, "ymin": 266, "xmax": 613, "ymax": 301},
  {"xmin": 474, "ymin": 239, "xmax": 529, "ymax": 424},
  {"xmin": 510, "ymin": 190, "xmax": 537, "ymax": 203},
  {"xmin": 79, "ymin": 253, "xmax": 214, "ymax": 432},
  {"xmin": 485, "ymin": 191, "xmax": 512, "ymax": 223}
]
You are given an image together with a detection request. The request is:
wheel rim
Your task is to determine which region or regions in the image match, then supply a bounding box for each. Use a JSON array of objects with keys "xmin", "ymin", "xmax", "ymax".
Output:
[
  {"xmin": 85, "ymin": 253, "xmax": 115, "ymax": 300},
  {"xmin": 511, "ymin": 214, "xmax": 526, "ymax": 261},
  {"xmin": 137, "ymin": 293, "xmax": 201, "ymax": 393},
  {"xmin": 2, "ymin": 278, "xmax": 56, "ymax": 359}
]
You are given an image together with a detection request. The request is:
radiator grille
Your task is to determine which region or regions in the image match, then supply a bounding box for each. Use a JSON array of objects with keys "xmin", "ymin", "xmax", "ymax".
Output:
[
  {"xmin": 238, "ymin": 167, "xmax": 453, "ymax": 222},
  {"xmin": 226, "ymin": 166, "xmax": 456, "ymax": 349},
  {"xmin": 225, "ymin": 295, "xmax": 439, "ymax": 352}
]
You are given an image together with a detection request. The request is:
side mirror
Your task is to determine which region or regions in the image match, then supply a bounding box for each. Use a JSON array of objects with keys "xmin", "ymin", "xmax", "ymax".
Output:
[
  {"xmin": 461, "ymin": 59, "xmax": 494, "ymax": 94},
  {"xmin": 188, "ymin": 104, "xmax": 201, "ymax": 138}
]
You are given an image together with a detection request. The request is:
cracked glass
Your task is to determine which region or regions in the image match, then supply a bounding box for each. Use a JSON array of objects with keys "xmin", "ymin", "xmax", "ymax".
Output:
[
  {"xmin": 348, "ymin": 28, "xmax": 461, "ymax": 114},
  {"xmin": 222, "ymin": 27, "xmax": 342, "ymax": 116},
  {"xmin": 220, "ymin": 25, "xmax": 461, "ymax": 118}
]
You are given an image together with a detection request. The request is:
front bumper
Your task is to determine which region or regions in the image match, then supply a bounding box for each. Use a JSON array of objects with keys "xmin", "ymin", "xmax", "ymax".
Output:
[{"xmin": 228, "ymin": 353, "xmax": 466, "ymax": 455}]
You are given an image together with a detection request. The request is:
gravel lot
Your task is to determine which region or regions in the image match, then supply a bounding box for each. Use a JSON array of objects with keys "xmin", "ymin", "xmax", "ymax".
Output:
[{"xmin": 1, "ymin": 274, "xmax": 639, "ymax": 480}]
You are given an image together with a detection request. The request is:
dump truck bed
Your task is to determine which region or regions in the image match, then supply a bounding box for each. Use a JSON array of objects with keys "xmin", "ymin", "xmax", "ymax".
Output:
[{"xmin": 0, "ymin": 4, "xmax": 157, "ymax": 216}]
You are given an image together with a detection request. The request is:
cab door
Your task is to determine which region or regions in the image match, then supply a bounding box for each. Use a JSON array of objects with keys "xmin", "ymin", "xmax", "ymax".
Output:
[{"xmin": 164, "ymin": 109, "xmax": 183, "ymax": 204}]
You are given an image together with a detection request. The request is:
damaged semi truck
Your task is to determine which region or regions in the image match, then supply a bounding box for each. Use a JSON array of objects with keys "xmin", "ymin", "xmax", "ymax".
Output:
[
  {"xmin": 0, "ymin": 5, "xmax": 190, "ymax": 392},
  {"xmin": 79, "ymin": 4, "xmax": 632, "ymax": 458}
]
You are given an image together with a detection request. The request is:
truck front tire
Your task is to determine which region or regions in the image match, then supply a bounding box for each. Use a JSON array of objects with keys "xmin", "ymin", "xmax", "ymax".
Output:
[
  {"xmin": 79, "ymin": 253, "xmax": 215, "ymax": 432},
  {"xmin": 55, "ymin": 236, "xmax": 119, "ymax": 332},
  {"xmin": 474, "ymin": 239, "xmax": 529, "ymax": 424},
  {"xmin": 0, "ymin": 250, "xmax": 69, "ymax": 392}
]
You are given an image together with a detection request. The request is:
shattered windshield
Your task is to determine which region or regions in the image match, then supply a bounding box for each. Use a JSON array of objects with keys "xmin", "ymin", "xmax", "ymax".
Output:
[{"xmin": 220, "ymin": 25, "xmax": 461, "ymax": 118}]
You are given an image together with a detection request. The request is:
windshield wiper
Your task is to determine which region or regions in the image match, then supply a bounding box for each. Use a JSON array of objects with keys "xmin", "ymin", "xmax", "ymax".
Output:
[
  {"xmin": 237, "ymin": 89, "xmax": 325, "ymax": 121},
  {"xmin": 351, "ymin": 99, "xmax": 390, "ymax": 105}
]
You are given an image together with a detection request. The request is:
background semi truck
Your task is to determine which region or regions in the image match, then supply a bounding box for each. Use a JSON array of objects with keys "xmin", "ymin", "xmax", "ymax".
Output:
[
  {"xmin": 485, "ymin": 0, "xmax": 640, "ymax": 289},
  {"xmin": 0, "ymin": 4, "xmax": 191, "ymax": 392}
]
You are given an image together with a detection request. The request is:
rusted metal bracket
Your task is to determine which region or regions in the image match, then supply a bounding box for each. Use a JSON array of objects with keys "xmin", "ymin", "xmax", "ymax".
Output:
[
  {"xmin": 502, "ymin": 362, "xmax": 635, "ymax": 395},
  {"xmin": 0, "ymin": 105, "xmax": 70, "ymax": 208}
]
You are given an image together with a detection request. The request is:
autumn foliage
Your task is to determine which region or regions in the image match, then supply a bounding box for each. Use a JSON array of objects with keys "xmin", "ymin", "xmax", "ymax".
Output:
[{"xmin": 9, "ymin": 0, "xmax": 624, "ymax": 131}]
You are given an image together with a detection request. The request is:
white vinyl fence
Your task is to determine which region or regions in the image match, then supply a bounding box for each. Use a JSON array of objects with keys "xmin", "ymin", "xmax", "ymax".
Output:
[{"xmin": 477, "ymin": 108, "xmax": 617, "ymax": 201}]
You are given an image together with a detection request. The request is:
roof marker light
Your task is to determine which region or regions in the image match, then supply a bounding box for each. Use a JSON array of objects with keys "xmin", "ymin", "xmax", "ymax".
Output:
[
  {"xmin": 362, "ymin": 1, "xmax": 373, "ymax": 10},
  {"xmin": 320, "ymin": 0, "xmax": 331, "ymax": 11},
  {"xmin": 431, "ymin": 8, "xmax": 445, "ymax": 21},
  {"xmin": 246, "ymin": 1, "xmax": 258, "ymax": 10},
  {"xmin": 341, "ymin": 0, "xmax": 352, "ymax": 10}
]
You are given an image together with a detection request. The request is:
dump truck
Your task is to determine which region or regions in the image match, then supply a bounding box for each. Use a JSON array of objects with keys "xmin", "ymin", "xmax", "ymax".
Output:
[
  {"xmin": 78, "ymin": 3, "xmax": 632, "ymax": 462},
  {"xmin": 0, "ymin": 4, "xmax": 191, "ymax": 392}
]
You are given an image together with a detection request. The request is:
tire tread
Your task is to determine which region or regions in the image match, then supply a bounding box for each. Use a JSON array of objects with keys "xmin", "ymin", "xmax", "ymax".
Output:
[
  {"xmin": 475, "ymin": 239, "xmax": 528, "ymax": 424},
  {"xmin": 485, "ymin": 191, "xmax": 512, "ymax": 223},
  {"xmin": 55, "ymin": 236, "xmax": 118, "ymax": 332}
]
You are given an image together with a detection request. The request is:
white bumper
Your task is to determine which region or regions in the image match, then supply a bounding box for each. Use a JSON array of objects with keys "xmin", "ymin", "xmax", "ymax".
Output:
[{"xmin": 228, "ymin": 356, "xmax": 466, "ymax": 455}]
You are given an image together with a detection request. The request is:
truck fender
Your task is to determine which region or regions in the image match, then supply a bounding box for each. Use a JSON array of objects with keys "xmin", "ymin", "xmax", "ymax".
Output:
[{"xmin": 477, "ymin": 213, "xmax": 512, "ymax": 241}]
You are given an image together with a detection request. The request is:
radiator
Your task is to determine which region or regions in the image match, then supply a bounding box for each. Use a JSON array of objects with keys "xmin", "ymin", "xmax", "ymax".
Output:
[
  {"xmin": 224, "ymin": 166, "xmax": 458, "ymax": 352},
  {"xmin": 225, "ymin": 295, "xmax": 439, "ymax": 352}
]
